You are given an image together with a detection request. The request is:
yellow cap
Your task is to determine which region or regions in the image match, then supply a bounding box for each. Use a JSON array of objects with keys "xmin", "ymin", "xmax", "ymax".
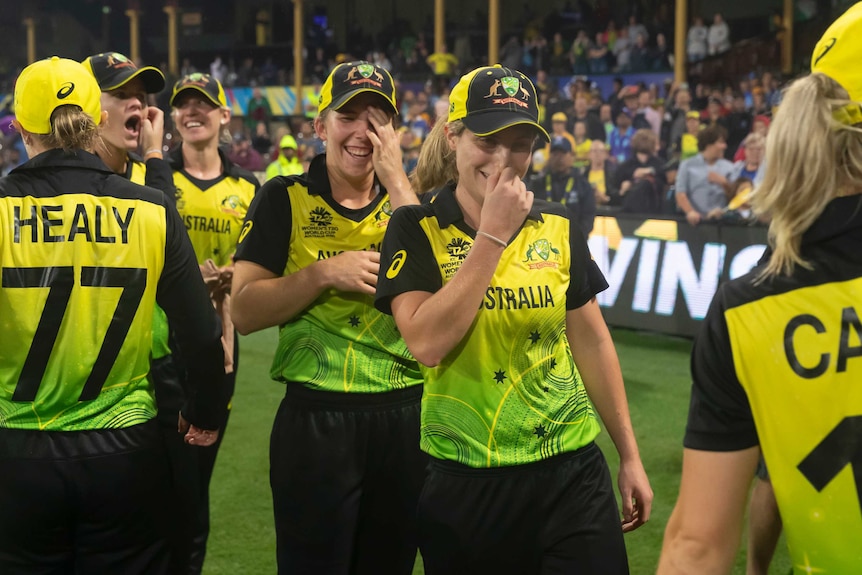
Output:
[
  {"xmin": 14, "ymin": 56, "xmax": 102, "ymax": 134},
  {"xmin": 812, "ymin": 3, "xmax": 862, "ymax": 101},
  {"xmin": 279, "ymin": 134, "xmax": 297, "ymax": 149},
  {"xmin": 551, "ymin": 112, "xmax": 568, "ymax": 122}
]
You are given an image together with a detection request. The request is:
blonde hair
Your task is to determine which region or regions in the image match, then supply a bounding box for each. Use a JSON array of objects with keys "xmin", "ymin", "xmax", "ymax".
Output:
[
  {"xmin": 33, "ymin": 105, "xmax": 100, "ymax": 152},
  {"xmin": 754, "ymin": 72, "xmax": 862, "ymax": 280},
  {"xmin": 410, "ymin": 120, "xmax": 465, "ymax": 193}
]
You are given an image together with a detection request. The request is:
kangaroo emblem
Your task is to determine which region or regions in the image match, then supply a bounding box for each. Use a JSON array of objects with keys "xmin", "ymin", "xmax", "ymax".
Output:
[
  {"xmin": 485, "ymin": 79, "xmax": 501, "ymax": 98},
  {"xmin": 346, "ymin": 67, "xmax": 358, "ymax": 80}
]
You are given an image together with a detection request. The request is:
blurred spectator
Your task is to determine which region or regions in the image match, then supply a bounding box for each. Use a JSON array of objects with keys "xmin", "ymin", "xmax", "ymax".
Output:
[
  {"xmin": 584, "ymin": 140, "xmax": 617, "ymax": 206},
  {"xmin": 628, "ymin": 15, "xmax": 649, "ymax": 44},
  {"xmin": 613, "ymin": 28, "xmax": 633, "ymax": 72},
  {"xmin": 251, "ymin": 121, "xmax": 273, "ymax": 157},
  {"xmin": 527, "ymin": 138, "xmax": 596, "ymax": 236},
  {"xmin": 265, "ymin": 134, "xmax": 304, "ymax": 180},
  {"xmin": 613, "ymin": 128, "xmax": 667, "ymax": 213},
  {"xmin": 426, "ymin": 45, "xmax": 458, "ymax": 79},
  {"xmin": 295, "ymin": 119, "xmax": 325, "ymax": 162},
  {"xmin": 245, "ymin": 87, "xmax": 272, "ymax": 132},
  {"xmin": 730, "ymin": 132, "xmax": 766, "ymax": 186},
  {"xmin": 570, "ymin": 30, "xmax": 591, "ymax": 74},
  {"xmin": 675, "ymin": 125, "xmax": 734, "ymax": 225},
  {"xmin": 210, "ymin": 55, "xmax": 227, "ymax": 83},
  {"xmin": 588, "ymin": 33, "xmax": 610, "ymax": 74},
  {"xmin": 545, "ymin": 112, "xmax": 577, "ymax": 158},
  {"xmin": 229, "ymin": 133, "xmax": 266, "ymax": 172},
  {"xmin": 608, "ymin": 108, "xmax": 635, "ymax": 164},
  {"xmin": 637, "ymin": 88, "xmax": 662, "ymax": 137},
  {"xmin": 453, "ymin": 28, "xmax": 473, "ymax": 71},
  {"xmin": 548, "ymin": 32, "xmax": 571, "ymax": 75},
  {"xmin": 676, "ymin": 110, "xmax": 703, "ymax": 161},
  {"xmin": 572, "ymin": 92, "xmax": 606, "ymax": 142},
  {"xmin": 733, "ymin": 114, "xmax": 770, "ymax": 162},
  {"xmin": 522, "ymin": 35, "xmax": 548, "ymax": 75},
  {"xmin": 180, "ymin": 57, "xmax": 197, "ymax": 77},
  {"xmin": 259, "ymin": 57, "xmax": 279, "ymax": 86},
  {"xmin": 751, "ymin": 86, "xmax": 770, "ymax": 116},
  {"xmin": 725, "ymin": 92, "xmax": 753, "ymax": 160},
  {"xmin": 599, "ymin": 102, "xmax": 614, "ymax": 139},
  {"xmin": 309, "ymin": 48, "xmax": 330, "ymax": 82},
  {"xmin": 708, "ymin": 13, "xmax": 731, "ymax": 55},
  {"xmin": 653, "ymin": 33, "xmax": 671, "ymax": 70},
  {"xmin": 702, "ymin": 96, "xmax": 728, "ymax": 130},
  {"xmin": 399, "ymin": 127, "xmax": 422, "ymax": 176},
  {"xmin": 404, "ymin": 93, "xmax": 432, "ymax": 143},
  {"xmin": 499, "ymin": 35, "xmax": 523, "ymax": 70},
  {"xmin": 630, "ymin": 33, "xmax": 650, "ymax": 72},
  {"xmin": 687, "ymin": 16, "xmax": 708, "ymax": 63},
  {"xmin": 572, "ymin": 120, "xmax": 592, "ymax": 169}
]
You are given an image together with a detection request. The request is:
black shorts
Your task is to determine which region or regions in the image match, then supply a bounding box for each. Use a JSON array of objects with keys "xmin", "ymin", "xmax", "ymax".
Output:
[
  {"xmin": 270, "ymin": 383, "xmax": 426, "ymax": 575},
  {"xmin": 418, "ymin": 442, "xmax": 629, "ymax": 575},
  {"xmin": 0, "ymin": 421, "xmax": 171, "ymax": 575}
]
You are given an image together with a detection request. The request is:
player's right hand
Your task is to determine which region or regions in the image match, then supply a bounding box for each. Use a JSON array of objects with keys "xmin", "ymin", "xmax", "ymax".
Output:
[
  {"xmin": 321, "ymin": 250, "xmax": 380, "ymax": 295},
  {"xmin": 140, "ymin": 106, "xmax": 165, "ymax": 154},
  {"xmin": 479, "ymin": 167, "xmax": 533, "ymax": 240}
]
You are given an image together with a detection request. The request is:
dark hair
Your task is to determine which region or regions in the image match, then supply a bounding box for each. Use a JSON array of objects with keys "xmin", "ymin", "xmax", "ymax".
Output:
[{"xmin": 697, "ymin": 125, "xmax": 727, "ymax": 151}]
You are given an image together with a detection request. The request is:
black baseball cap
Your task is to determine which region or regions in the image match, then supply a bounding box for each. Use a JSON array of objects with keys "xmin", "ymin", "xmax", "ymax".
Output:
[
  {"xmin": 318, "ymin": 61, "xmax": 397, "ymax": 115},
  {"xmin": 550, "ymin": 137, "xmax": 573, "ymax": 153},
  {"xmin": 169, "ymin": 73, "xmax": 228, "ymax": 108},
  {"xmin": 448, "ymin": 65, "xmax": 549, "ymax": 141},
  {"xmin": 81, "ymin": 52, "xmax": 165, "ymax": 93}
]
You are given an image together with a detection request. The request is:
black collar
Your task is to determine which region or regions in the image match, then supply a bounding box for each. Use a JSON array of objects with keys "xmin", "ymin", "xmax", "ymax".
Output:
[
  {"xmin": 167, "ymin": 144, "xmax": 242, "ymax": 178},
  {"xmin": 305, "ymin": 153, "xmax": 385, "ymax": 198},
  {"xmin": 12, "ymin": 149, "xmax": 114, "ymax": 175},
  {"xmin": 803, "ymin": 195, "xmax": 862, "ymax": 246}
]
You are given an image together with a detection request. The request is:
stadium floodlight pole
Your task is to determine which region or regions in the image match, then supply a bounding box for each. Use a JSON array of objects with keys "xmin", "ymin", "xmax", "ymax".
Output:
[
  {"xmin": 23, "ymin": 17, "xmax": 36, "ymax": 64},
  {"xmin": 435, "ymin": 0, "xmax": 445, "ymax": 54},
  {"xmin": 782, "ymin": 0, "xmax": 793, "ymax": 74},
  {"xmin": 674, "ymin": 0, "xmax": 686, "ymax": 83},
  {"xmin": 164, "ymin": 0, "xmax": 179, "ymax": 76},
  {"xmin": 293, "ymin": 0, "xmax": 303, "ymax": 115},
  {"xmin": 488, "ymin": 0, "xmax": 499, "ymax": 65},
  {"xmin": 125, "ymin": 2, "xmax": 141, "ymax": 64}
]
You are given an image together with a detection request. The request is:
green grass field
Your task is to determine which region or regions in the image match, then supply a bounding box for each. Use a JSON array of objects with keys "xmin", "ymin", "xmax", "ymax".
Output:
[{"xmin": 203, "ymin": 327, "xmax": 792, "ymax": 575}]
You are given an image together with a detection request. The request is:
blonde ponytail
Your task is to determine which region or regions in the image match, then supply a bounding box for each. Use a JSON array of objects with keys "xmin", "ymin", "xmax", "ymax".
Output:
[
  {"xmin": 754, "ymin": 72, "xmax": 862, "ymax": 280},
  {"xmin": 410, "ymin": 120, "xmax": 464, "ymax": 194}
]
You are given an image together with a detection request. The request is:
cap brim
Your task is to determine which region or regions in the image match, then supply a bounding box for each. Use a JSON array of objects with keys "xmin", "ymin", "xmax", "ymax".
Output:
[
  {"xmin": 106, "ymin": 67, "xmax": 165, "ymax": 93},
  {"xmin": 170, "ymin": 85, "xmax": 223, "ymax": 108},
  {"xmin": 330, "ymin": 89, "xmax": 398, "ymax": 115},
  {"xmin": 462, "ymin": 112, "xmax": 550, "ymax": 142}
]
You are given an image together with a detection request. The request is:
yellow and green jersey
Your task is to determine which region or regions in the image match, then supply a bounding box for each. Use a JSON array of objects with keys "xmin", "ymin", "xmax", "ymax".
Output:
[
  {"xmin": 169, "ymin": 146, "xmax": 259, "ymax": 267},
  {"xmin": 376, "ymin": 184, "xmax": 607, "ymax": 468},
  {"xmin": 0, "ymin": 150, "xmax": 213, "ymax": 431},
  {"xmin": 685, "ymin": 195, "xmax": 862, "ymax": 572},
  {"xmin": 234, "ymin": 154, "xmax": 421, "ymax": 394}
]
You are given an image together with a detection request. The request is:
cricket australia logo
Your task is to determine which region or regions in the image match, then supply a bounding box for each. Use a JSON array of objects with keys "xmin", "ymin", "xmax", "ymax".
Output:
[
  {"xmin": 490, "ymin": 75, "xmax": 531, "ymax": 109},
  {"xmin": 523, "ymin": 239, "xmax": 561, "ymax": 270},
  {"xmin": 501, "ymin": 76, "xmax": 520, "ymax": 97},
  {"xmin": 374, "ymin": 200, "xmax": 393, "ymax": 227}
]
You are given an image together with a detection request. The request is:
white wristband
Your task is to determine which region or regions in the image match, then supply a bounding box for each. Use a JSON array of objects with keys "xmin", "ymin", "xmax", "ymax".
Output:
[{"xmin": 476, "ymin": 230, "xmax": 508, "ymax": 248}]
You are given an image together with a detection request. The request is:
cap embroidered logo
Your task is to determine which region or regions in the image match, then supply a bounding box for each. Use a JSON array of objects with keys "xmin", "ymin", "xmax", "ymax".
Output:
[
  {"xmin": 57, "ymin": 82, "xmax": 75, "ymax": 99},
  {"xmin": 502, "ymin": 77, "xmax": 519, "ymax": 97}
]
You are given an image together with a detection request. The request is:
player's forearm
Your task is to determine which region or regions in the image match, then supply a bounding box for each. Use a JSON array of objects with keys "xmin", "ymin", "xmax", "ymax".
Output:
[
  {"xmin": 567, "ymin": 305, "xmax": 641, "ymax": 461},
  {"xmin": 394, "ymin": 236, "xmax": 504, "ymax": 367},
  {"xmin": 231, "ymin": 263, "xmax": 328, "ymax": 334}
]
